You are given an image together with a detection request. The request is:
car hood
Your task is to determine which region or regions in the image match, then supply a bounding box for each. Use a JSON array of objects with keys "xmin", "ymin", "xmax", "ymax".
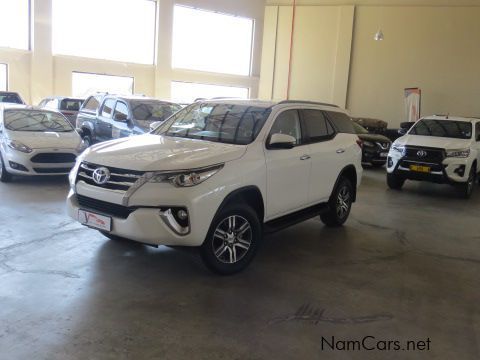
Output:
[
  {"xmin": 6, "ymin": 130, "xmax": 82, "ymax": 149},
  {"xmin": 358, "ymin": 133, "xmax": 391, "ymax": 143},
  {"xmin": 84, "ymin": 134, "xmax": 248, "ymax": 171},
  {"xmin": 394, "ymin": 135, "xmax": 471, "ymax": 150}
]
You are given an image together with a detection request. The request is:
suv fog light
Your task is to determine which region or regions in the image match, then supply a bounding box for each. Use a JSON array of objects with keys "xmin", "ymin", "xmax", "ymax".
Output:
[
  {"xmin": 159, "ymin": 208, "xmax": 190, "ymax": 236},
  {"xmin": 454, "ymin": 165, "xmax": 466, "ymax": 177}
]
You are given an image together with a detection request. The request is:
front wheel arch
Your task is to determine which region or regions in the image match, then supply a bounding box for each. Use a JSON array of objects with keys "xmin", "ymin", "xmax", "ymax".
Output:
[{"xmin": 331, "ymin": 165, "xmax": 358, "ymax": 202}]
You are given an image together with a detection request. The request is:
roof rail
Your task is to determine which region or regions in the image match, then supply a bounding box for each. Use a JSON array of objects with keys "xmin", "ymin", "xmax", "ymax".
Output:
[{"xmin": 277, "ymin": 100, "xmax": 339, "ymax": 108}]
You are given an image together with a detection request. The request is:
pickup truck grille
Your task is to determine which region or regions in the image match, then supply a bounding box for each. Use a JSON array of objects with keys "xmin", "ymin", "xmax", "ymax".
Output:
[
  {"xmin": 404, "ymin": 146, "xmax": 445, "ymax": 163},
  {"xmin": 76, "ymin": 162, "xmax": 145, "ymax": 192}
]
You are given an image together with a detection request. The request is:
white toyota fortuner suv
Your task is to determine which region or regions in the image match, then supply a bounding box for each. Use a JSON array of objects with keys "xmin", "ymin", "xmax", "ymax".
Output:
[
  {"xmin": 387, "ymin": 115, "xmax": 480, "ymax": 198},
  {"xmin": 67, "ymin": 100, "xmax": 363, "ymax": 274}
]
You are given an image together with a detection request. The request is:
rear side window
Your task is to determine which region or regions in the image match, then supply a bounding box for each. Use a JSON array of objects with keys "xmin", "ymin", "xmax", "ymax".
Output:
[
  {"xmin": 101, "ymin": 99, "xmax": 116, "ymax": 118},
  {"xmin": 327, "ymin": 111, "xmax": 355, "ymax": 134},
  {"xmin": 476, "ymin": 123, "xmax": 480, "ymax": 142},
  {"xmin": 301, "ymin": 109, "xmax": 334, "ymax": 143},
  {"xmin": 60, "ymin": 99, "xmax": 82, "ymax": 111},
  {"xmin": 82, "ymin": 96, "xmax": 100, "ymax": 112}
]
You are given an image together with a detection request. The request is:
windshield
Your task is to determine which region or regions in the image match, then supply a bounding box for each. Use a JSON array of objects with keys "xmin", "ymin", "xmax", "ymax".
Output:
[
  {"xmin": 4, "ymin": 110, "xmax": 74, "ymax": 132},
  {"xmin": 409, "ymin": 119, "xmax": 472, "ymax": 139},
  {"xmin": 131, "ymin": 101, "xmax": 182, "ymax": 126},
  {"xmin": 60, "ymin": 99, "xmax": 83, "ymax": 111},
  {"xmin": 161, "ymin": 102, "xmax": 272, "ymax": 145},
  {"xmin": 352, "ymin": 122, "xmax": 369, "ymax": 134},
  {"xmin": 0, "ymin": 93, "xmax": 23, "ymax": 104}
]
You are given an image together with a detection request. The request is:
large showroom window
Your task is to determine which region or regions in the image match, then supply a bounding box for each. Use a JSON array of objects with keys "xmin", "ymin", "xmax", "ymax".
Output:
[
  {"xmin": 52, "ymin": 0, "xmax": 156, "ymax": 64},
  {"xmin": 0, "ymin": 64, "xmax": 7, "ymax": 91},
  {"xmin": 171, "ymin": 81, "xmax": 249, "ymax": 104},
  {"xmin": 0, "ymin": 0, "xmax": 30, "ymax": 50},
  {"xmin": 72, "ymin": 72, "xmax": 134, "ymax": 98},
  {"xmin": 172, "ymin": 6, "xmax": 254, "ymax": 76}
]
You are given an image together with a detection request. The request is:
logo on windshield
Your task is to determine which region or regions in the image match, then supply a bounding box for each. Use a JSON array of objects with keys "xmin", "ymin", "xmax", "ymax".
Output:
[{"xmin": 92, "ymin": 167, "xmax": 111, "ymax": 185}]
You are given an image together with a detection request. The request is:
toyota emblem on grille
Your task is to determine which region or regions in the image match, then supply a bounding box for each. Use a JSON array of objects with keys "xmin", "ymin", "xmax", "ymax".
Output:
[
  {"xmin": 417, "ymin": 150, "xmax": 428, "ymax": 158},
  {"xmin": 92, "ymin": 167, "xmax": 111, "ymax": 185}
]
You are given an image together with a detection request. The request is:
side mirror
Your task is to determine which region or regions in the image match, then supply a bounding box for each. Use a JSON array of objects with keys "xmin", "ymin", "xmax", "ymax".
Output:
[
  {"xmin": 268, "ymin": 133, "xmax": 296, "ymax": 149},
  {"xmin": 114, "ymin": 112, "xmax": 128, "ymax": 122},
  {"xmin": 76, "ymin": 128, "xmax": 84, "ymax": 137},
  {"xmin": 150, "ymin": 121, "xmax": 162, "ymax": 132},
  {"xmin": 398, "ymin": 128, "xmax": 407, "ymax": 136}
]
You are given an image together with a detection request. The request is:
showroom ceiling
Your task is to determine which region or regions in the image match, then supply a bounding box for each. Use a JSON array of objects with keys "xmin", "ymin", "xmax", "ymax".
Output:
[{"xmin": 267, "ymin": 0, "xmax": 480, "ymax": 6}]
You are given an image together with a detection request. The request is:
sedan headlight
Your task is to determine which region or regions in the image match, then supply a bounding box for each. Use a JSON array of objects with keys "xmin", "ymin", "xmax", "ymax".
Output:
[
  {"xmin": 446, "ymin": 149, "xmax": 470, "ymax": 158},
  {"xmin": 7, "ymin": 140, "xmax": 33, "ymax": 153},
  {"xmin": 149, "ymin": 164, "xmax": 224, "ymax": 187}
]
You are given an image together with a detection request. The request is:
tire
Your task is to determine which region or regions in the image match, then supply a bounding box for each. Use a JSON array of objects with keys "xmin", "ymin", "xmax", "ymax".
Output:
[
  {"xmin": 200, "ymin": 203, "xmax": 261, "ymax": 275},
  {"xmin": 460, "ymin": 166, "xmax": 476, "ymax": 199},
  {"xmin": 83, "ymin": 134, "xmax": 93, "ymax": 147},
  {"xmin": 320, "ymin": 177, "xmax": 354, "ymax": 227},
  {"xmin": 387, "ymin": 173, "xmax": 404, "ymax": 190},
  {"xmin": 0, "ymin": 154, "xmax": 12, "ymax": 183}
]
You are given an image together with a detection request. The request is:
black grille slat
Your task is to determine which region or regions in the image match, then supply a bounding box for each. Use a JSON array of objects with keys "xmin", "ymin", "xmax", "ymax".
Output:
[
  {"xmin": 31, "ymin": 153, "xmax": 77, "ymax": 163},
  {"xmin": 76, "ymin": 195, "xmax": 134, "ymax": 219},
  {"xmin": 34, "ymin": 167, "xmax": 72, "ymax": 174}
]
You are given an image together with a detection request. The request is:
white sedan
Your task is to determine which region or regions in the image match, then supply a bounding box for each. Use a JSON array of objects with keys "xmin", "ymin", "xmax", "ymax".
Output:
[{"xmin": 0, "ymin": 104, "xmax": 86, "ymax": 182}]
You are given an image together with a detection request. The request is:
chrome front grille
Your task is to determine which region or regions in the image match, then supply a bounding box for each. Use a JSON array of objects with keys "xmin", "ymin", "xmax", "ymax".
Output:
[{"xmin": 76, "ymin": 162, "xmax": 145, "ymax": 192}]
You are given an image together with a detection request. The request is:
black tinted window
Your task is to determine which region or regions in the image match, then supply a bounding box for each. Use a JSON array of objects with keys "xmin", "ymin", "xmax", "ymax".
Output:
[
  {"xmin": 476, "ymin": 123, "xmax": 480, "ymax": 142},
  {"xmin": 327, "ymin": 111, "xmax": 355, "ymax": 134},
  {"xmin": 60, "ymin": 99, "xmax": 82, "ymax": 111},
  {"xmin": 114, "ymin": 101, "xmax": 129, "ymax": 121},
  {"xmin": 0, "ymin": 93, "xmax": 23, "ymax": 104},
  {"xmin": 270, "ymin": 110, "xmax": 302, "ymax": 145},
  {"xmin": 302, "ymin": 110, "xmax": 331, "ymax": 142},
  {"xmin": 83, "ymin": 96, "xmax": 100, "ymax": 111}
]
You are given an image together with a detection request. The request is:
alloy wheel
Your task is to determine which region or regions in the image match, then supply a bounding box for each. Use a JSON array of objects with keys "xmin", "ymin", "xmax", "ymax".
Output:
[
  {"xmin": 336, "ymin": 185, "xmax": 351, "ymax": 219},
  {"xmin": 212, "ymin": 215, "xmax": 252, "ymax": 264}
]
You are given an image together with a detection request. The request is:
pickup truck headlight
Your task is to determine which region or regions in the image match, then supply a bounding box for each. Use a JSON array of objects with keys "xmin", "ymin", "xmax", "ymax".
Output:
[
  {"xmin": 391, "ymin": 144, "xmax": 405, "ymax": 155},
  {"xmin": 149, "ymin": 164, "xmax": 224, "ymax": 187},
  {"xmin": 446, "ymin": 149, "xmax": 470, "ymax": 158},
  {"xmin": 7, "ymin": 140, "xmax": 33, "ymax": 153}
]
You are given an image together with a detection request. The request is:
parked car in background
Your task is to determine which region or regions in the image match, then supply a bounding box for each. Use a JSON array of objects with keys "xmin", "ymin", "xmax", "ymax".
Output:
[
  {"xmin": 353, "ymin": 122, "xmax": 391, "ymax": 167},
  {"xmin": 0, "ymin": 105, "xmax": 85, "ymax": 182},
  {"xmin": 38, "ymin": 96, "xmax": 84, "ymax": 126},
  {"xmin": 76, "ymin": 95, "xmax": 182, "ymax": 146},
  {"xmin": 67, "ymin": 99, "xmax": 362, "ymax": 274},
  {"xmin": 387, "ymin": 116, "xmax": 480, "ymax": 198},
  {"xmin": 0, "ymin": 91, "xmax": 26, "ymax": 105}
]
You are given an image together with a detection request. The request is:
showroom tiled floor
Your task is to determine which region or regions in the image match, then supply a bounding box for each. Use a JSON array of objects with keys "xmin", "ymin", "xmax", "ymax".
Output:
[{"xmin": 0, "ymin": 168, "xmax": 479, "ymax": 359}]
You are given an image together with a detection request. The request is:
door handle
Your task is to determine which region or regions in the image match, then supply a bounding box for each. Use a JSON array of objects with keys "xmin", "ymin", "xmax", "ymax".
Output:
[
  {"xmin": 300, "ymin": 155, "xmax": 311, "ymax": 160},
  {"xmin": 336, "ymin": 149, "xmax": 345, "ymax": 154}
]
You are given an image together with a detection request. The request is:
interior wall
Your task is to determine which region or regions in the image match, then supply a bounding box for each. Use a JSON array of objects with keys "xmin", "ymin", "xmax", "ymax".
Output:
[
  {"xmin": 258, "ymin": 5, "xmax": 354, "ymax": 107},
  {"xmin": 0, "ymin": 0, "xmax": 265, "ymax": 104},
  {"xmin": 348, "ymin": 6, "xmax": 480, "ymax": 125},
  {"xmin": 260, "ymin": 2, "xmax": 480, "ymax": 127}
]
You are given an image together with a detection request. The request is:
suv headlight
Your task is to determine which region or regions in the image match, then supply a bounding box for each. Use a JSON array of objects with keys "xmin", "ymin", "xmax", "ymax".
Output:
[
  {"xmin": 149, "ymin": 164, "xmax": 224, "ymax": 187},
  {"xmin": 8, "ymin": 140, "xmax": 32, "ymax": 153},
  {"xmin": 363, "ymin": 140, "xmax": 375, "ymax": 148},
  {"xmin": 76, "ymin": 140, "xmax": 87, "ymax": 153},
  {"xmin": 446, "ymin": 149, "xmax": 470, "ymax": 158},
  {"xmin": 391, "ymin": 144, "xmax": 405, "ymax": 155}
]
